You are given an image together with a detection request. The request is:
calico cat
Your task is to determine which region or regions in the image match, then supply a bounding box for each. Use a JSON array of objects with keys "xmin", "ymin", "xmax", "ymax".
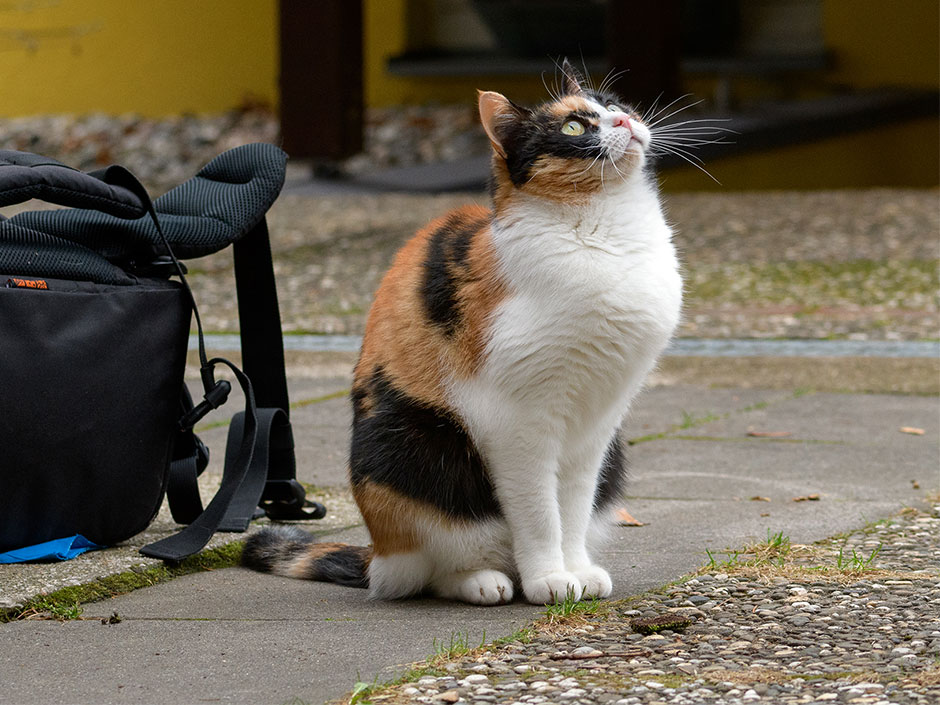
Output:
[{"xmin": 243, "ymin": 60, "xmax": 683, "ymax": 605}]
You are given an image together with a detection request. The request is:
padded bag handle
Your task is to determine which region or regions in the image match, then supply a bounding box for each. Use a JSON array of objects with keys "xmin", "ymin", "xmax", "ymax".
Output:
[
  {"xmin": 0, "ymin": 151, "xmax": 148, "ymax": 216},
  {"xmin": 5, "ymin": 143, "xmax": 288, "ymax": 268},
  {"xmin": 0, "ymin": 152, "xmax": 153, "ymax": 284}
]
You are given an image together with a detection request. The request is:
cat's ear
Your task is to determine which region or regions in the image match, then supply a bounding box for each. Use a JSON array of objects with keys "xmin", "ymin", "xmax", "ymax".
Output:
[
  {"xmin": 560, "ymin": 58, "xmax": 585, "ymax": 96},
  {"xmin": 478, "ymin": 90, "xmax": 527, "ymax": 159}
]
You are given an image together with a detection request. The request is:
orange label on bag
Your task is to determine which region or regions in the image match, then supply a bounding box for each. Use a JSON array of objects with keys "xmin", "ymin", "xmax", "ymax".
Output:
[{"xmin": 6, "ymin": 277, "xmax": 48, "ymax": 289}]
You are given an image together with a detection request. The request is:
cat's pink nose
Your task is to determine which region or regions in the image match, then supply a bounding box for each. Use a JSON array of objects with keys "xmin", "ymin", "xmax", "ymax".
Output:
[{"xmin": 611, "ymin": 113, "xmax": 633, "ymax": 131}]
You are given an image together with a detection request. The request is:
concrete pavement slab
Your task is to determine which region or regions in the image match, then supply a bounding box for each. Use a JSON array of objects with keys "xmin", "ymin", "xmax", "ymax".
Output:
[{"xmin": 678, "ymin": 390, "xmax": 940, "ymax": 447}]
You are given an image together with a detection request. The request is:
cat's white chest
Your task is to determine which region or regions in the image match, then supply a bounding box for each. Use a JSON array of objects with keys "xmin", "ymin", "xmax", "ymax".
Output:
[{"xmin": 452, "ymin": 188, "xmax": 679, "ymax": 433}]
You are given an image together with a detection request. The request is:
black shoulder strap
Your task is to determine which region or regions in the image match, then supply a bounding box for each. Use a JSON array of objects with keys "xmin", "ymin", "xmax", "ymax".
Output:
[
  {"xmin": 157, "ymin": 215, "xmax": 325, "ymax": 558},
  {"xmin": 232, "ymin": 218, "xmax": 324, "ymax": 521}
]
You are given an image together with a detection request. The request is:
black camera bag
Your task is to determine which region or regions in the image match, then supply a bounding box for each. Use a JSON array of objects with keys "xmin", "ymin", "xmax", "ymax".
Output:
[{"xmin": 0, "ymin": 144, "xmax": 324, "ymax": 561}]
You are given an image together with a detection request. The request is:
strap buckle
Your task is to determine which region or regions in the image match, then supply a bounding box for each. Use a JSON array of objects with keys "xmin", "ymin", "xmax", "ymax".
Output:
[
  {"xmin": 179, "ymin": 378, "xmax": 231, "ymax": 430},
  {"xmin": 261, "ymin": 479, "xmax": 327, "ymax": 521}
]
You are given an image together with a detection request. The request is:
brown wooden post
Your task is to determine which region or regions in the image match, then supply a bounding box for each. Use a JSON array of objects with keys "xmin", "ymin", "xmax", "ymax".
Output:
[
  {"xmin": 604, "ymin": 0, "xmax": 681, "ymax": 110},
  {"xmin": 279, "ymin": 0, "xmax": 364, "ymax": 165}
]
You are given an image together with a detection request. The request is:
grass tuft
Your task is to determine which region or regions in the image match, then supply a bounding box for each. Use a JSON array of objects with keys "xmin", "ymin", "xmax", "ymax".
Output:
[
  {"xmin": 432, "ymin": 631, "xmax": 486, "ymax": 660},
  {"xmin": 543, "ymin": 590, "xmax": 608, "ymax": 625}
]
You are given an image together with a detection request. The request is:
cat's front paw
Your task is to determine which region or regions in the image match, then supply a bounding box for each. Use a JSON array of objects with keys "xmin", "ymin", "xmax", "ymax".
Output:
[
  {"xmin": 522, "ymin": 571, "xmax": 582, "ymax": 605},
  {"xmin": 573, "ymin": 565, "xmax": 612, "ymax": 599}
]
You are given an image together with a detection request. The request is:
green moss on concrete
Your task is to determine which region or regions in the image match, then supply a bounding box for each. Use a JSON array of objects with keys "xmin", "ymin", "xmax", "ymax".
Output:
[{"xmin": 1, "ymin": 541, "xmax": 244, "ymax": 623}]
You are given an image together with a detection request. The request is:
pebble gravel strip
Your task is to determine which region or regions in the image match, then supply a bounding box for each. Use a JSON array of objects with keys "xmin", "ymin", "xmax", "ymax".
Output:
[{"xmin": 361, "ymin": 502, "xmax": 940, "ymax": 705}]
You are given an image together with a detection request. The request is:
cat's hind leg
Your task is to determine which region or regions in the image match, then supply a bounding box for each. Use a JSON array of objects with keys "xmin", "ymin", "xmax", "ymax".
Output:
[
  {"xmin": 431, "ymin": 569, "xmax": 514, "ymax": 605},
  {"xmin": 368, "ymin": 552, "xmax": 434, "ymax": 600}
]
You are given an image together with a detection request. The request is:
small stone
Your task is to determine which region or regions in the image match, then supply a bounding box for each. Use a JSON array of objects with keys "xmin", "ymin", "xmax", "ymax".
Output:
[
  {"xmin": 742, "ymin": 689, "xmax": 761, "ymax": 700},
  {"xmin": 498, "ymin": 682, "xmax": 526, "ymax": 691},
  {"xmin": 570, "ymin": 646, "xmax": 604, "ymax": 659},
  {"xmin": 558, "ymin": 689, "xmax": 587, "ymax": 699},
  {"xmin": 435, "ymin": 691, "xmax": 460, "ymax": 703},
  {"xmin": 462, "ymin": 674, "xmax": 489, "ymax": 685}
]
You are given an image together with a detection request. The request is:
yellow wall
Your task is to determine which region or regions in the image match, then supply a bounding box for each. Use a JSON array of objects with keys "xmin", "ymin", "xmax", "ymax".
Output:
[
  {"xmin": 823, "ymin": 0, "xmax": 939, "ymax": 89},
  {"xmin": 0, "ymin": 0, "xmax": 277, "ymax": 117},
  {"xmin": 659, "ymin": 118, "xmax": 939, "ymax": 192}
]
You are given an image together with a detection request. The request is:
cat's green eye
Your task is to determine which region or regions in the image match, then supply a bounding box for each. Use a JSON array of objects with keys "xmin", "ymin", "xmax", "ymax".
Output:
[
  {"xmin": 561, "ymin": 120, "xmax": 585, "ymax": 136},
  {"xmin": 606, "ymin": 103, "xmax": 622, "ymax": 112}
]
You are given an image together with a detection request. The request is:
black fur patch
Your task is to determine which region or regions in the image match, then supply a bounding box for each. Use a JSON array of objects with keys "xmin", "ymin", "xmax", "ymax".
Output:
[
  {"xmin": 500, "ymin": 89, "xmax": 633, "ymax": 186},
  {"xmin": 350, "ymin": 368, "xmax": 501, "ymax": 520},
  {"xmin": 421, "ymin": 214, "xmax": 487, "ymax": 336},
  {"xmin": 593, "ymin": 433, "xmax": 628, "ymax": 510},
  {"xmin": 241, "ymin": 525, "xmax": 314, "ymax": 573},
  {"xmin": 312, "ymin": 545, "xmax": 371, "ymax": 589},
  {"xmin": 502, "ymin": 110, "xmax": 602, "ymax": 186}
]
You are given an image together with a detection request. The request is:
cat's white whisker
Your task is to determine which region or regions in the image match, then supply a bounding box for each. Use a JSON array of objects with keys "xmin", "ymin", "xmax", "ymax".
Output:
[
  {"xmin": 597, "ymin": 68, "xmax": 628, "ymax": 96},
  {"xmin": 644, "ymin": 94, "xmax": 700, "ymax": 128},
  {"xmin": 653, "ymin": 144, "xmax": 722, "ymax": 184},
  {"xmin": 607, "ymin": 154, "xmax": 628, "ymax": 184},
  {"xmin": 541, "ymin": 72, "xmax": 562, "ymax": 104},
  {"xmin": 651, "ymin": 120, "xmax": 736, "ymax": 138},
  {"xmin": 639, "ymin": 92, "xmax": 665, "ymax": 123},
  {"xmin": 654, "ymin": 136, "xmax": 734, "ymax": 147}
]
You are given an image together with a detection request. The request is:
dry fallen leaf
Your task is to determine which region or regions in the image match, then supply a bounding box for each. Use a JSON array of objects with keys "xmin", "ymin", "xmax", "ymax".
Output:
[
  {"xmin": 750, "ymin": 496, "xmax": 771, "ymax": 502},
  {"xmin": 747, "ymin": 430, "xmax": 792, "ymax": 438},
  {"xmin": 793, "ymin": 493, "xmax": 821, "ymax": 502},
  {"xmin": 900, "ymin": 427, "xmax": 925, "ymax": 435},
  {"xmin": 615, "ymin": 507, "xmax": 645, "ymax": 526}
]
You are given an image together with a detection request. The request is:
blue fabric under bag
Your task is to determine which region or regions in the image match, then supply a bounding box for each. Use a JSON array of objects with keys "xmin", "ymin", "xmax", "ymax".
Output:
[{"xmin": 0, "ymin": 535, "xmax": 102, "ymax": 564}]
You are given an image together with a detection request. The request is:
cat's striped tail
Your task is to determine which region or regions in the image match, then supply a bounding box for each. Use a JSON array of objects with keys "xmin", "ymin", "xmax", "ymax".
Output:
[{"xmin": 241, "ymin": 525, "xmax": 371, "ymax": 588}]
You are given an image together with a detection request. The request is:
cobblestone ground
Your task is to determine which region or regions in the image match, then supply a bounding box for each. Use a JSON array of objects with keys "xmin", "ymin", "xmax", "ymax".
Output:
[{"xmin": 353, "ymin": 502, "xmax": 939, "ymax": 705}]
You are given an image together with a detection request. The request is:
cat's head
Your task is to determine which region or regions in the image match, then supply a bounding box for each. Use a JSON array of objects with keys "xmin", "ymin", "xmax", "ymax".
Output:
[{"xmin": 479, "ymin": 59, "xmax": 650, "ymax": 205}]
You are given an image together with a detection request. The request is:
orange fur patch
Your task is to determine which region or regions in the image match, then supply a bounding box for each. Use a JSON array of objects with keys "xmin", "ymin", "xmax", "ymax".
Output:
[
  {"xmin": 351, "ymin": 479, "xmax": 472, "ymax": 557},
  {"xmin": 286, "ymin": 543, "xmax": 372, "ymax": 579},
  {"xmin": 353, "ymin": 480, "xmax": 421, "ymax": 556},
  {"xmin": 522, "ymin": 154, "xmax": 606, "ymax": 201},
  {"xmin": 354, "ymin": 205, "xmax": 507, "ymax": 409}
]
